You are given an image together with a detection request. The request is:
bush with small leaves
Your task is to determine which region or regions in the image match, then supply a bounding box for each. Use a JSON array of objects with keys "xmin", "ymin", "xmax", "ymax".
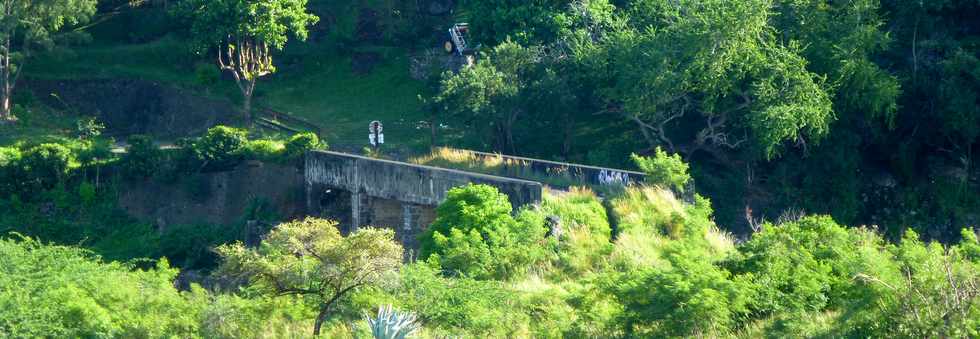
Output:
[
  {"xmin": 121, "ymin": 135, "xmax": 161, "ymax": 179},
  {"xmin": 0, "ymin": 146, "xmax": 22, "ymax": 194},
  {"xmin": 631, "ymin": 147, "xmax": 691, "ymax": 192},
  {"xmin": 193, "ymin": 126, "xmax": 249, "ymax": 170},
  {"xmin": 20, "ymin": 143, "xmax": 74, "ymax": 191},
  {"xmin": 283, "ymin": 132, "xmax": 322, "ymax": 161},
  {"xmin": 242, "ymin": 139, "xmax": 284, "ymax": 162},
  {"xmin": 419, "ymin": 184, "xmax": 550, "ymax": 280}
]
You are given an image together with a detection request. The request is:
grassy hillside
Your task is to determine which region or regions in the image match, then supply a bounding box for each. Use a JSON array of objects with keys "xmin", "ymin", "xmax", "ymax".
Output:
[{"xmin": 21, "ymin": 2, "xmax": 433, "ymax": 149}]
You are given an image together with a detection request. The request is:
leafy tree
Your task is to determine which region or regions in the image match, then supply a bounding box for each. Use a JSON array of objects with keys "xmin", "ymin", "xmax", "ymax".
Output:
[
  {"xmin": 0, "ymin": 236, "xmax": 200, "ymax": 338},
  {"xmin": 436, "ymin": 41, "xmax": 540, "ymax": 153},
  {"xmin": 592, "ymin": 0, "xmax": 834, "ymax": 159},
  {"xmin": 0, "ymin": 0, "xmax": 97, "ymax": 122},
  {"xmin": 178, "ymin": 0, "xmax": 318, "ymax": 124},
  {"xmin": 216, "ymin": 218, "xmax": 402, "ymax": 336},
  {"xmin": 461, "ymin": 0, "xmax": 570, "ymax": 45},
  {"xmin": 632, "ymin": 147, "xmax": 691, "ymax": 192},
  {"xmin": 419, "ymin": 184, "xmax": 550, "ymax": 280}
]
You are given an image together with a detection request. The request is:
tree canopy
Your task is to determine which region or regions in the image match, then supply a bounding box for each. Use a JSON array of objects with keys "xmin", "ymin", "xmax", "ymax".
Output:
[
  {"xmin": 216, "ymin": 218, "xmax": 402, "ymax": 336},
  {"xmin": 0, "ymin": 0, "xmax": 98, "ymax": 121}
]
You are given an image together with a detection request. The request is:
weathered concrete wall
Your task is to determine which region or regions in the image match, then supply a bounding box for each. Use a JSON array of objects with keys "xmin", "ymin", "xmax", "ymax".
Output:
[
  {"xmin": 306, "ymin": 150, "xmax": 543, "ymax": 208},
  {"xmin": 434, "ymin": 147, "xmax": 646, "ymax": 188},
  {"xmin": 119, "ymin": 161, "xmax": 306, "ymax": 230},
  {"xmin": 305, "ymin": 151, "xmax": 543, "ymax": 250}
]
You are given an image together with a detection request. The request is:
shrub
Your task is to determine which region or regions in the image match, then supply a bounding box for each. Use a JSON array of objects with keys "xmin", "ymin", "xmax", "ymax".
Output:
[
  {"xmin": 283, "ymin": 132, "xmax": 322, "ymax": 161},
  {"xmin": 20, "ymin": 143, "xmax": 74, "ymax": 191},
  {"xmin": 243, "ymin": 139, "xmax": 285, "ymax": 162},
  {"xmin": 0, "ymin": 237, "xmax": 202, "ymax": 338},
  {"xmin": 0, "ymin": 147, "xmax": 22, "ymax": 194},
  {"xmin": 187, "ymin": 126, "xmax": 249, "ymax": 171},
  {"xmin": 631, "ymin": 147, "xmax": 691, "ymax": 192},
  {"xmin": 395, "ymin": 263, "xmax": 531, "ymax": 337},
  {"xmin": 76, "ymin": 138, "xmax": 113, "ymax": 167},
  {"xmin": 834, "ymin": 229, "xmax": 980, "ymax": 338},
  {"xmin": 194, "ymin": 126, "xmax": 248, "ymax": 168},
  {"xmin": 607, "ymin": 241, "xmax": 753, "ymax": 337},
  {"xmin": 610, "ymin": 186, "xmax": 689, "ymax": 239},
  {"xmin": 539, "ymin": 188, "xmax": 613, "ymax": 275},
  {"xmin": 419, "ymin": 184, "xmax": 549, "ymax": 280},
  {"xmin": 121, "ymin": 135, "xmax": 161, "ymax": 179},
  {"xmin": 725, "ymin": 216, "xmax": 858, "ymax": 316}
]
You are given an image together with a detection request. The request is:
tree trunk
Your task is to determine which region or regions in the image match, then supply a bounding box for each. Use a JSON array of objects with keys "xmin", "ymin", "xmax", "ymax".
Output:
[
  {"xmin": 0, "ymin": 90, "xmax": 10, "ymax": 122},
  {"xmin": 242, "ymin": 91, "xmax": 253, "ymax": 126},
  {"xmin": 0, "ymin": 38, "xmax": 11, "ymax": 122},
  {"xmin": 242, "ymin": 78, "xmax": 256, "ymax": 128},
  {"xmin": 312, "ymin": 302, "xmax": 331, "ymax": 336}
]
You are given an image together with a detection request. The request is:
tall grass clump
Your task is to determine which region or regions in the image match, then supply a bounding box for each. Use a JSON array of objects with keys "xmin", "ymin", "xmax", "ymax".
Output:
[
  {"xmin": 608, "ymin": 185, "xmax": 735, "ymax": 270},
  {"xmin": 538, "ymin": 187, "xmax": 613, "ymax": 276}
]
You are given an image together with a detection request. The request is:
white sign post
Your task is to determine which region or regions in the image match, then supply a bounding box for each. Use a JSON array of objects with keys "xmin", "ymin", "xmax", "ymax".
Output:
[{"xmin": 369, "ymin": 121, "xmax": 384, "ymax": 152}]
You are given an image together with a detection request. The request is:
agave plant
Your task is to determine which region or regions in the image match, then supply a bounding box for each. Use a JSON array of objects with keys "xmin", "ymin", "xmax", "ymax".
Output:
[{"xmin": 366, "ymin": 304, "xmax": 421, "ymax": 339}]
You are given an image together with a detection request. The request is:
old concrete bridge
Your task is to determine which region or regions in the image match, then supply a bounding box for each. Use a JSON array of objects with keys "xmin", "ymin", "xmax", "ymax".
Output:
[
  {"xmin": 303, "ymin": 150, "xmax": 644, "ymax": 253},
  {"xmin": 305, "ymin": 151, "xmax": 543, "ymax": 250}
]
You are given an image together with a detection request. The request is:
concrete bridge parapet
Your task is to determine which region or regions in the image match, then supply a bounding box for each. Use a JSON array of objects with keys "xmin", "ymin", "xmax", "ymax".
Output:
[{"xmin": 305, "ymin": 151, "xmax": 543, "ymax": 247}]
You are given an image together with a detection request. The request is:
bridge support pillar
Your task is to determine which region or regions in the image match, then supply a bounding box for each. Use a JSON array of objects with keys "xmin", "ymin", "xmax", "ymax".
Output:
[
  {"xmin": 401, "ymin": 203, "xmax": 422, "ymax": 256},
  {"xmin": 351, "ymin": 191, "xmax": 372, "ymax": 232},
  {"xmin": 351, "ymin": 191, "xmax": 362, "ymax": 232}
]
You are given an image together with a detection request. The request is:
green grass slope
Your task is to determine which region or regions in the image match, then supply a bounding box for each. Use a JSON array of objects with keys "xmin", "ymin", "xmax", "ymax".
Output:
[{"xmin": 21, "ymin": 3, "xmax": 430, "ymax": 149}]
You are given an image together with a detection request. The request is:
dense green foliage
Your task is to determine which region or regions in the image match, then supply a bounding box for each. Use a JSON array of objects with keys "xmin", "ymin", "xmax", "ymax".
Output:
[
  {"xmin": 176, "ymin": 0, "xmax": 319, "ymax": 121},
  {"xmin": 632, "ymin": 147, "xmax": 691, "ymax": 192},
  {"xmin": 0, "ymin": 236, "xmax": 317, "ymax": 338},
  {"xmin": 0, "ymin": 0, "xmax": 978, "ymax": 337},
  {"xmin": 0, "ymin": 0, "xmax": 99, "ymax": 120},
  {"xmin": 2, "ymin": 177, "xmax": 978, "ymax": 337},
  {"xmin": 174, "ymin": 126, "xmax": 323, "ymax": 172},
  {"xmin": 419, "ymin": 184, "xmax": 551, "ymax": 280},
  {"xmin": 0, "ymin": 237, "xmax": 198, "ymax": 337},
  {"xmin": 446, "ymin": 0, "xmax": 980, "ymax": 238},
  {"xmin": 216, "ymin": 218, "xmax": 402, "ymax": 336},
  {"xmin": 120, "ymin": 135, "xmax": 161, "ymax": 179}
]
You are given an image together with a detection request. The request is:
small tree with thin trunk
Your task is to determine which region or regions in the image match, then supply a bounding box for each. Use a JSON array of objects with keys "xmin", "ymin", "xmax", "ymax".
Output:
[
  {"xmin": 0, "ymin": 0, "xmax": 97, "ymax": 122},
  {"xmin": 178, "ymin": 0, "xmax": 317, "ymax": 125},
  {"xmin": 216, "ymin": 218, "xmax": 403, "ymax": 336}
]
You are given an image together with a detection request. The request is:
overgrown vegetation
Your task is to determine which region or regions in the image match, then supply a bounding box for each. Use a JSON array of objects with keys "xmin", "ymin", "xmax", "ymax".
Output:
[
  {"xmin": 0, "ymin": 0, "xmax": 978, "ymax": 337},
  {"xmin": 0, "ymin": 125, "xmax": 322, "ymax": 267},
  {"xmin": 5, "ymin": 178, "xmax": 977, "ymax": 337}
]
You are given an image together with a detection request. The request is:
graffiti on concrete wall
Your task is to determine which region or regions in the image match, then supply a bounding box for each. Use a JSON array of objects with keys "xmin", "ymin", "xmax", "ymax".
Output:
[{"xmin": 597, "ymin": 169, "xmax": 632, "ymax": 186}]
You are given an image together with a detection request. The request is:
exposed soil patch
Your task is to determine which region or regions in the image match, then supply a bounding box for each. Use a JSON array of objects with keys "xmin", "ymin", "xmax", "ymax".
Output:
[{"xmin": 24, "ymin": 78, "xmax": 239, "ymax": 138}]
